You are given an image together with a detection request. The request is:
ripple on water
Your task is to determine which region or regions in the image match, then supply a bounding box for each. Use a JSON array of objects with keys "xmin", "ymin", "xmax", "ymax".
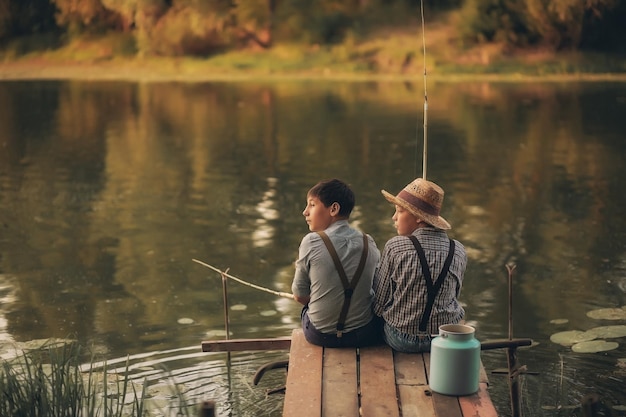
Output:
[{"xmin": 84, "ymin": 345, "xmax": 288, "ymax": 416}]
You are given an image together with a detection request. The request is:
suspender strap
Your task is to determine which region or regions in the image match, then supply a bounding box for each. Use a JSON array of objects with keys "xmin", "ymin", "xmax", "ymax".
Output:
[
  {"xmin": 408, "ymin": 235, "xmax": 456, "ymax": 333},
  {"xmin": 317, "ymin": 231, "xmax": 369, "ymax": 337}
]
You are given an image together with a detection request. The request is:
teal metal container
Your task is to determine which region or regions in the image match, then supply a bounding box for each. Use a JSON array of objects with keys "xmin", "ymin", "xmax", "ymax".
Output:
[{"xmin": 429, "ymin": 324, "xmax": 481, "ymax": 396}]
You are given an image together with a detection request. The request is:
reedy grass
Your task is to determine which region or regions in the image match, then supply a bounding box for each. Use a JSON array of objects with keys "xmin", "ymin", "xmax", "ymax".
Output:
[{"xmin": 0, "ymin": 341, "xmax": 149, "ymax": 417}]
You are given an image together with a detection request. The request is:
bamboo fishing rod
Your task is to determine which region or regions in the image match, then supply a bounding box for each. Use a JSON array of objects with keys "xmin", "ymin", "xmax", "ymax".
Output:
[
  {"xmin": 192, "ymin": 258, "xmax": 295, "ymax": 299},
  {"xmin": 420, "ymin": 0, "xmax": 428, "ymax": 180}
]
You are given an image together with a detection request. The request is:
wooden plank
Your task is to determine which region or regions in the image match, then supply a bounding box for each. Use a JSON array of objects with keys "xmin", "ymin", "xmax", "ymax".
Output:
[
  {"xmin": 201, "ymin": 336, "xmax": 291, "ymax": 352},
  {"xmin": 431, "ymin": 392, "xmax": 463, "ymax": 417},
  {"xmin": 394, "ymin": 352, "xmax": 428, "ymax": 386},
  {"xmin": 425, "ymin": 351, "xmax": 497, "ymax": 417},
  {"xmin": 424, "ymin": 351, "xmax": 490, "ymax": 386},
  {"xmin": 459, "ymin": 383, "xmax": 498, "ymax": 417},
  {"xmin": 277, "ymin": 329, "xmax": 498, "ymax": 417},
  {"xmin": 397, "ymin": 385, "xmax": 436, "ymax": 417},
  {"xmin": 423, "ymin": 352, "xmax": 463, "ymax": 417},
  {"xmin": 283, "ymin": 329, "xmax": 323, "ymax": 417},
  {"xmin": 423, "ymin": 352, "xmax": 431, "ymax": 383},
  {"xmin": 479, "ymin": 361, "xmax": 489, "ymax": 385},
  {"xmin": 322, "ymin": 348, "xmax": 359, "ymax": 417},
  {"xmin": 395, "ymin": 352, "xmax": 434, "ymax": 417},
  {"xmin": 480, "ymin": 338, "xmax": 532, "ymax": 351},
  {"xmin": 359, "ymin": 345, "xmax": 401, "ymax": 417}
]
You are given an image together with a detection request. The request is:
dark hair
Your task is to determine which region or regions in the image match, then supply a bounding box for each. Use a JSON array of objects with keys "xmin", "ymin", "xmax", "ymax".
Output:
[{"xmin": 307, "ymin": 179, "xmax": 355, "ymax": 217}]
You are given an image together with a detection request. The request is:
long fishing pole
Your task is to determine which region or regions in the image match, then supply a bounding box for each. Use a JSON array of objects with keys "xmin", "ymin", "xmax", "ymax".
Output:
[
  {"xmin": 420, "ymin": 0, "xmax": 428, "ymax": 180},
  {"xmin": 192, "ymin": 258, "xmax": 295, "ymax": 299}
]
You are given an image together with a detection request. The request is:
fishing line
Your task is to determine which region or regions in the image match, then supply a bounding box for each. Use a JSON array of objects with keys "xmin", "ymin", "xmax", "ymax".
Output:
[{"xmin": 418, "ymin": 0, "xmax": 428, "ymax": 180}]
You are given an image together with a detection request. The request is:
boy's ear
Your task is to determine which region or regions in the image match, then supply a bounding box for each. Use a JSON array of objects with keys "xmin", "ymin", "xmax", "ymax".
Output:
[{"xmin": 330, "ymin": 202, "xmax": 340, "ymax": 216}]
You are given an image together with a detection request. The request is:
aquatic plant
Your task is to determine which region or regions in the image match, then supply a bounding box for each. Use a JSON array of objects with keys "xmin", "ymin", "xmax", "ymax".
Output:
[
  {"xmin": 549, "ymin": 306, "xmax": 626, "ymax": 353},
  {"xmin": 586, "ymin": 306, "xmax": 626, "ymax": 320},
  {"xmin": 0, "ymin": 340, "xmax": 147, "ymax": 417},
  {"xmin": 570, "ymin": 340, "xmax": 619, "ymax": 353}
]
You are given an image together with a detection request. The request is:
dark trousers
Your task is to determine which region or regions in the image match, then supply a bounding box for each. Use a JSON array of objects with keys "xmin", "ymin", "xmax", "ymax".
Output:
[{"xmin": 301, "ymin": 306, "xmax": 383, "ymax": 348}]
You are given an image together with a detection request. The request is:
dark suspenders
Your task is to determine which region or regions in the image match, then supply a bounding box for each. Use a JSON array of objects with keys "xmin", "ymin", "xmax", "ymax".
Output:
[
  {"xmin": 316, "ymin": 231, "xmax": 369, "ymax": 337},
  {"xmin": 408, "ymin": 235, "xmax": 456, "ymax": 334}
]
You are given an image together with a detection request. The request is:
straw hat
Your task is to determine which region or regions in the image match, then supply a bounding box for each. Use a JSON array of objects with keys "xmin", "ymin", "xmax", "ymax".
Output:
[{"xmin": 381, "ymin": 178, "xmax": 451, "ymax": 230}]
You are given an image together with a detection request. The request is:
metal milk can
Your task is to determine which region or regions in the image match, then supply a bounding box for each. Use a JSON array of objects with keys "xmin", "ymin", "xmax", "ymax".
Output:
[{"xmin": 429, "ymin": 324, "xmax": 480, "ymax": 396}]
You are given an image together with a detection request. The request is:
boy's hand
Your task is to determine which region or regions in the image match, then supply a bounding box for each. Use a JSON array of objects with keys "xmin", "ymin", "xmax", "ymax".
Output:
[{"xmin": 293, "ymin": 294, "xmax": 310, "ymax": 305}]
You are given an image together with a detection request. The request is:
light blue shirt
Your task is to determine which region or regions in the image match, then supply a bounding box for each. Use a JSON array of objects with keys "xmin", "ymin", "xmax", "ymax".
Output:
[{"xmin": 292, "ymin": 220, "xmax": 381, "ymax": 333}]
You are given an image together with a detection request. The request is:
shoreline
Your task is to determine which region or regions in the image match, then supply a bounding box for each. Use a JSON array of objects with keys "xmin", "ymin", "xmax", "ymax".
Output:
[{"xmin": 2, "ymin": 60, "xmax": 626, "ymax": 83}]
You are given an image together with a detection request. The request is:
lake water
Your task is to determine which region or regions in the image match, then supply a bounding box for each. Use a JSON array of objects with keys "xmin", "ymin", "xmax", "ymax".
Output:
[{"xmin": 1, "ymin": 79, "xmax": 626, "ymax": 416}]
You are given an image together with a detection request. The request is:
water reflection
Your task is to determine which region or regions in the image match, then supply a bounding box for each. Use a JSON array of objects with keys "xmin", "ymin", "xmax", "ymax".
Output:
[{"xmin": 1, "ymin": 79, "xmax": 626, "ymax": 415}]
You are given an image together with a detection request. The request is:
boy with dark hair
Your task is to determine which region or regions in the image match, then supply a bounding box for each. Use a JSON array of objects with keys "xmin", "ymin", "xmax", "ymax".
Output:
[{"xmin": 292, "ymin": 178, "xmax": 382, "ymax": 347}]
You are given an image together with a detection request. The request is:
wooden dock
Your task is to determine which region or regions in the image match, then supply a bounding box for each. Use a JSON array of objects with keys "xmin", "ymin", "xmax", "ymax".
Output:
[
  {"xmin": 202, "ymin": 329, "xmax": 501, "ymax": 417},
  {"xmin": 282, "ymin": 329, "xmax": 498, "ymax": 417}
]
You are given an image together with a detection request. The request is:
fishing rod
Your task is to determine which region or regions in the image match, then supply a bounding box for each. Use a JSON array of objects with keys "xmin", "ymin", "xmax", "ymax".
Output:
[
  {"xmin": 419, "ymin": 0, "xmax": 428, "ymax": 180},
  {"xmin": 192, "ymin": 258, "xmax": 295, "ymax": 299}
]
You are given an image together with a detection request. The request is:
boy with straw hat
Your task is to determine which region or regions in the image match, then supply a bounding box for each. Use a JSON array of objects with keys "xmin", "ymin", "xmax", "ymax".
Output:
[{"xmin": 373, "ymin": 178, "xmax": 467, "ymax": 353}]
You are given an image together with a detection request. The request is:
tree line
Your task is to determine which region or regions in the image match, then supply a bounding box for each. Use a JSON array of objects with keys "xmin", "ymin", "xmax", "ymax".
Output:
[{"xmin": 1, "ymin": 0, "xmax": 625, "ymax": 57}]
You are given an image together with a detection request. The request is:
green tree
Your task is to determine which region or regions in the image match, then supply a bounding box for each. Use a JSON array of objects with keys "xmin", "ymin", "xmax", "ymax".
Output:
[
  {"xmin": 143, "ymin": 0, "xmax": 234, "ymax": 56},
  {"xmin": 458, "ymin": 0, "xmax": 536, "ymax": 46},
  {"xmin": 103, "ymin": 0, "xmax": 168, "ymax": 55},
  {"xmin": 272, "ymin": 0, "xmax": 359, "ymax": 44},
  {"xmin": 524, "ymin": 0, "xmax": 618, "ymax": 49},
  {"xmin": 0, "ymin": 0, "xmax": 11, "ymax": 39},
  {"xmin": 100, "ymin": 0, "xmax": 139, "ymax": 31},
  {"xmin": 458, "ymin": 0, "xmax": 623, "ymax": 51},
  {"xmin": 232, "ymin": 0, "xmax": 275, "ymax": 47},
  {"xmin": 0, "ymin": 0, "xmax": 57, "ymax": 47},
  {"xmin": 579, "ymin": 0, "xmax": 626, "ymax": 51},
  {"xmin": 51, "ymin": 0, "xmax": 123, "ymax": 35}
]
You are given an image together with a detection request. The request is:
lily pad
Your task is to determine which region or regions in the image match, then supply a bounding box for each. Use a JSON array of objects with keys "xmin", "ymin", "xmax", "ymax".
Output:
[
  {"xmin": 586, "ymin": 307, "xmax": 626, "ymax": 320},
  {"xmin": 550, "ymin": 330, "xmax": 596, "ymax": 346},
  {"xmin": 205, "ymin": 329, "xmax": 228, "ymax": 337},
  {"xmin": 541, "ymin": 405, "xmax": 577, "ymax": 410},
  {"xmin": 230, "ymin": 304, "xmax": 247, "ymax": 311},
  {"xmin": 260, "ymin": 310, "xmax": 277, "ymax": 316},
  {"xmin": 177, "ymin": 317, "xmax": 194, "ymax": 325},
  {"xmin": 19, "ymin": 338, "xmax": 77, "ymax": 350},
  {"xmin": 571, "ymin": 340, "xmax": 619, "ymax": 353},
  {"xmin": 550, "ymin": 318, "xmax": 569, "ymax": 325},
  {"xmin": 584, "ymin": 325, "xmax": 626, "ymax": 339}
]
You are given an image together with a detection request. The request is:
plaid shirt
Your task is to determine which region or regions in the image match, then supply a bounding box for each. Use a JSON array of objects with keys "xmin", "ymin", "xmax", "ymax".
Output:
[{"xmin": 373, "ymin": 227, "xmax": 467, "ymax": 335}]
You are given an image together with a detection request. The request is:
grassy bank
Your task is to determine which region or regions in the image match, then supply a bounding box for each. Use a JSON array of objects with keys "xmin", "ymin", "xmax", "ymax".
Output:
[{"xmin": 1, "ymin": 13, "xmax": 626, "ymax": 82}]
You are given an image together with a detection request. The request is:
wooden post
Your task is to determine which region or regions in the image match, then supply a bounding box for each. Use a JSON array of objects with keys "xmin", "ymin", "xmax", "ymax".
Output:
[
  {"xmin": 199, "ymin": 400, "xmax": 216, "ymax": 417},
  {"xmin": 581, "ymin": 393, "xmax": 600, "ymax": 417},
  {"xmin": 221, "ymin": 269, "xmax": 231, "ymax": 365},
  {"xmin": 506, "ymin": 263, "xmax": 522, "ymax": 417},
  {"xmin": 220, "ymin": 268, "xmax": 233, "ymax": 403},
  {"xmin": 507, "ymin": 346, "xmax": 521, "ymax": 417},
  {"xmin": 221, "ymin": 269, "xmax": 231, "ymax": 341}
]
